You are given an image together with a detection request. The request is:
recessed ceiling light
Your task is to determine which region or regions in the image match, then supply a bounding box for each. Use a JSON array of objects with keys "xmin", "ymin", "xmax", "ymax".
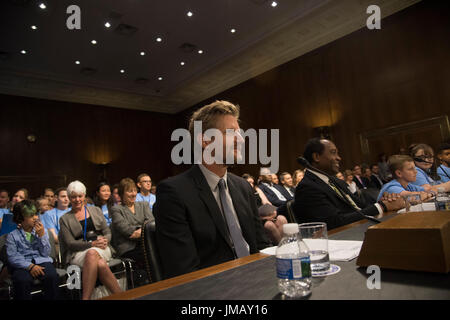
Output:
[
  {"xmin": 31, "ymin": 25, "xmax": 37, "ymax": 30},
  {"xmin": 271, "ymin": 1, "xmax": 278, "ymax": 7},
  {"xmin": 187, "ymin": 11, "xmax": 193, "ymax": 17},
  {"xmin": 156, "ymin": 37, "xmax": 162, "ymax": 42},
  {"xmin": 198, "ymin": 50, "xmax": 204, "ymax": 54},
  {"xmin": 39, "ymin": 3, "xmax": 46, "ymax": 10},
  {"xmin": 158, "ymin": 77, "xmax": 163, "ymax": 81},
  {"xmin": 75, "ymin": 60, "xmax": 80, "ymax": 65},
  {"xmin": 104, "ymin": 22, "xmax": 111, "ymax": 28},
  {"xmin": 91, "ymin": 40, "xmax": 97, "ymax": 45},
  {"xmin": 120, "ymin": 69, "xmax": 125, "ymax": 73},
  {"xmin": 230, "ymin": 28, "xmax": 236, "ymax": 33},
  {"xmin": 180, "ymin": 61, "xmax": 185, "ymax": 66},
  {"xmin": 20, "ymin": 50, "xmax": 27, "ymax": 54},
  {"xmin": 140, "ymin": 51, "xmax": 146, "ymax": 56}
]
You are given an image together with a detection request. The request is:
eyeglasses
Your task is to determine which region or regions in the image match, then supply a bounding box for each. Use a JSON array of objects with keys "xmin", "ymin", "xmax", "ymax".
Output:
[{"xmin": 416, "ymin": 155, "xmax": 434, "ymax": 160}]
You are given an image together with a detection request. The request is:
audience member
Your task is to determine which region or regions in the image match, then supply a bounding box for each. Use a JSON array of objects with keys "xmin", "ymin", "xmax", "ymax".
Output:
[
  {"xmin": 136, "ymin": 173, "xmax": 156, "ymax": 210},
  {"xmin": 258, "ymin": 168, "xmax": 291, "ymax": 206},
  {"xmin": 409, "ymin": 143, "xmax": 450, "ymax": 192},
  {"xmin": 5, "ymin": 200, "xmax": 58, "ymax": 300},
  {"xmin": 154, "ymin": 100, "xmax": 270, "ymax": 278},
  {"xmin": 150, "ymin": 185, "xmax": 157, "ymax": 195},
  {"xmin": 293, "ymin": 138, "xmax": 405, "ymax": 230},
  {"xmin": 0, "ymin": 188, "xmax": 27, "ymax": 236},
  {"xmin": 43, "ymin": 188, "xmax": 56, "ymax": 208},
  {"xmin": 11, "ymin": 188, "xmax": 29, "ymax": 208},
  {"xmin": 279, "ymin": 172, "xmax": 296, "ymax": 199},
  {"xmin": 36, "ymin": 197, "xmax": 52, "ymax": 215},
  {"xmin": 41, "ymin": 188, "xmax": 71, "ymax": 244},
  {"xmin": 352, "ymin": 165, "xmax": 369, "ymax": 190},
  {"xmin": 343, "ymin": 169, "xmax": 358, "ymax": 194},
  {"xmin": 271, "ymin": 173, "xmax": 279, "ymax": 185},
  {"xmin": 370, "ymin": 164, "xmax": 384, "ymax": 189},
  {"xmin": 335, "ymin": 172, "xmax": 345, "ymax": 181},
  {"xmin": 0, "ymin": 189, "xmax": 10, "ymax": 229},
  {"xmin": 377, "ymin": 153, "xmax": 391, "ymax": 182},
  {"xmin": 59, "ymin": 180, "xmax": 122, "ymax": 300},
  {"xmin": 242, "ymin": 174, "xmax": 271, "ymax": 207},
  {"xmin": 110, "ymin": 178, "xmax": 154, "ymax": 275},
  {"xmin": 93, "ymin": 182, "xmax": 114, "ymax": 226},
  {"xmin": 292, "ymin": 169, "xmax": 305, "ymax": 187},
  {"xmin": 111, "ymin": 184, "xmax": 121, "ymax": 206},
  {"xmin": 258, "ymin": 204, "xmax": 287, "ymax": 245},
  {"xmin": 437, "ymin": 142, "xmax": 450, "ymax": 183}
]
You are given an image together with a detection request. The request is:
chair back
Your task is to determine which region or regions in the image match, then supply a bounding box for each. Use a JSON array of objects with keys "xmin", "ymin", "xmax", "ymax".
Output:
[
  {"xmin": 286, "ymin": 199, "xmax": 297, "ymax": 223},
  {"xmin": 141, "ymin": 221, "xmax": 163, "ymax": 283}
]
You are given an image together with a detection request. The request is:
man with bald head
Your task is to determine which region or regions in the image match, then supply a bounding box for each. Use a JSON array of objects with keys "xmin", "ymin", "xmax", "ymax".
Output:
[{"xmin": 293, "ymin": 138, "xmax": 405, "ymax": 230}]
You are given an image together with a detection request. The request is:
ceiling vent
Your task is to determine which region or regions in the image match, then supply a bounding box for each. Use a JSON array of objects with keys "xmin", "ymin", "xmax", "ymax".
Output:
[
  {"xmin": 179, "ymin": 43, "xmax": 197, "ymax": 53},
  {"xmin": 114, "ymin": 23, "xmax": 138, "ymax": 36},
  {"xmin": 80, "ymin": 67, "xmax": 97, "ymax": 76}
]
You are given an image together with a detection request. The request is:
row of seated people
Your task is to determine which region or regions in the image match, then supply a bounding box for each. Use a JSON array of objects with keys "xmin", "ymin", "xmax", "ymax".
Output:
[{"xmin": 0, "ymin": 176, "xmax": 156, "ymax": 300}]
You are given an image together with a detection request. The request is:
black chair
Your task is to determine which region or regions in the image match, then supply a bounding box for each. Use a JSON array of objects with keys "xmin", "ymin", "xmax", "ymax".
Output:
[
  {"xmin": 141, "ymin": 220, "xmax": 163, "ymax": 283},
  {"xmin": 285, "ymin": 200, "xmax": 297, "ymax": 223}
]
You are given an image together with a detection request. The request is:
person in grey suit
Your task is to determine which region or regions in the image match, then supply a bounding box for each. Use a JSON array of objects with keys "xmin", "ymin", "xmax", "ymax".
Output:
[
  {"xmin": 59, "ymin": 180, "xmax": 122, "ymax": 300},
  {"xmin": 110, "ymin": 177, "xmax": 154, "ymax": 266}
]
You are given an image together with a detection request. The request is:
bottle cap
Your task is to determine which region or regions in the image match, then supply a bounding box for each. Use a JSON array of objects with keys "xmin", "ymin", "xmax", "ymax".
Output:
[{"xmin": 283, "ymin": 223, "xmax": 299, "ymax": 234}]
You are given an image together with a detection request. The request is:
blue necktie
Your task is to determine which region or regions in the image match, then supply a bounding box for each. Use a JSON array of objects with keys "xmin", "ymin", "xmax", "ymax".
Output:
[{"xmin": 218, "ymin": 179, "xmax": 250, "ymax": 258}]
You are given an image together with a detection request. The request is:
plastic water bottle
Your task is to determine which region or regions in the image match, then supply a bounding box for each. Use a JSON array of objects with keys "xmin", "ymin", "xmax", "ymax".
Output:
[
  {"xmin": 435, "ymin": 187, "xmax": 450, "ymax": 211},
  {"xmin": 276, "ymin": 223, "xmax": 312, "ymax": 298}
]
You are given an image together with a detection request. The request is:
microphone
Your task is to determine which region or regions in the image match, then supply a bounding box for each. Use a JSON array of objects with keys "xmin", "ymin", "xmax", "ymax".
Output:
[
  {"xmin": 413, "ymin": 157, "xmax": 434, "ymax": 165},
  {"xmin": 297, "ymin": 156, "xmax": 381, "ymax": 224}
]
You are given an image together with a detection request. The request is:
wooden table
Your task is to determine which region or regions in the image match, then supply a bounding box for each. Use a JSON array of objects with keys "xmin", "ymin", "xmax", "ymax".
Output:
[{"xmin": 103, "ymin": 211, "xmax": 398, "ymax": 300}]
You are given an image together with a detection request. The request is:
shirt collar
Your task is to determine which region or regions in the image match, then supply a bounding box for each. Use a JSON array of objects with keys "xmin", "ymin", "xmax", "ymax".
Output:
[
  {"xmin": 307, "ymin": 168, "xmax": 330, "ymax": 185},
  {"xmin": 199, "ymin": 164, "xmax": 228, "ymax": 191}
]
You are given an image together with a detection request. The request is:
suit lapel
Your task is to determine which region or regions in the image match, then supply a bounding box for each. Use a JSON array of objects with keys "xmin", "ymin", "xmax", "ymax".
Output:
[
  {"xmin": 306, "ymin": 171, "xmax": 353, "ymax": 209},
  {"xmin": 190, "ymin": 166, "xmax": 233, "ymax": 249}
]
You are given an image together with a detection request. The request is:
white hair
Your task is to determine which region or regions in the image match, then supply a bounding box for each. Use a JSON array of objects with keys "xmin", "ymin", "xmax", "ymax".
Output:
[{"xmin": 67, "ymin": 180, "xmax": 86, "ymax": 196}]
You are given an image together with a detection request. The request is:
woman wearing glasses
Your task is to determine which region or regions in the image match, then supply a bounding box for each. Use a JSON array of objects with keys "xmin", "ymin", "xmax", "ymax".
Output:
[{"xmin": 409, "ymin": 143, "xmax": 450, "ymax": 192}]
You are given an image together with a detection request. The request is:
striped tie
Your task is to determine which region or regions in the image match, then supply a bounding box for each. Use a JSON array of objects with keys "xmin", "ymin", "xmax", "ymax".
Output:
[{"xmin": 329, "ymin": 181, "xmax": 361, "ymax": 210}]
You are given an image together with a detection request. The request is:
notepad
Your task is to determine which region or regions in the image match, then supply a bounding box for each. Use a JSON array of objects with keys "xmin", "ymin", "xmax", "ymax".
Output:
[
  {"xmin": 397, "ymin": 202, "xmax": 436, "ymax": 213},
  {"xmin": 260, "ymin": 240, "xmax": 363, "ymax": 262}
]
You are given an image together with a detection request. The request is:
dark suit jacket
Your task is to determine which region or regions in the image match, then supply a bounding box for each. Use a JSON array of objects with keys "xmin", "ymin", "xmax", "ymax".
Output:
[
  {"xmin": 369, "ymin": 174, "xmax": 383, "ymax": 189},
  {"xmin": 353, "ymin": 176, "xmax": 370, "ymax": 189},
  {"xmin": 154, "ymin": 165, "xmax": 271, "ymax": 279},
  {"xmin": 293, "ymin": 170, "xmax": 379, "ymax": 230},
  {"xmin": 258, "ymin": 183, "xmax": 291, "ymax": 206}
]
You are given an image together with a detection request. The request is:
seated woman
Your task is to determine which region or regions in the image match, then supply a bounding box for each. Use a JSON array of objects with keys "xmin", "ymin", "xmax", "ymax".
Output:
[
  {"xmin": 58, "ymin": 180, "xmax": 122, "ymax": 300},
  {"xmin": 111, "ymin": 184, "xmax": 121, "ymax": 206},
  {"xmin": 6, "ymin": 200, "xmax": 58, "ymax": 300},
  {"xmin": 409, "ymin": 143, "xmax": 450, "ymax": 192},
  {"xmin": 93, "ymin": 182, "xmax": 114, "ymax": 226},
  {"xmin": 335, "ymin": 172, "xmax": 345, "ymax": 181},
  {"xmin": 292, "ymin": 169, "xmax": 305, "ymax": 188},
  {"xmin": 258, "ymin": 204, "xmax": 287, "ymax": 245},
  {"xmin": 343, "ymin": 169, "xmax": 358, "ymax": 194},
  {"xmin": 0, "ymin": 188, "xmax": 28, "ymax": 236},
  {"xmin": 242, "ymin": 174, "xmax": 271, "ymax": 207},
  {"xmin": 110, "ymin": 178, "xmax": 154, "ymax": 269}
]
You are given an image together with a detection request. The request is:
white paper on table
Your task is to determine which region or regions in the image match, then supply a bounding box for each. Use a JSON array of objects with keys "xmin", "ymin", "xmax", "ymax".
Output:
[
  {"xmin": 260, "ymin": 240, "xmax": 363, "ymax": 262},
  {"xmin": 397, "ymin": 202, "xmax": 436, "ymax": 213}
]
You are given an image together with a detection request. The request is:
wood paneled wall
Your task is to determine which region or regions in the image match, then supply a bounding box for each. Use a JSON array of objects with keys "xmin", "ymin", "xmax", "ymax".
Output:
[
  {"xmin": 0, "ymin": 94, "xmax": 176, "ymax": 199},
  {"xmin": 177, "ymin": 0, "xmax": 450, "ymax": 179}
]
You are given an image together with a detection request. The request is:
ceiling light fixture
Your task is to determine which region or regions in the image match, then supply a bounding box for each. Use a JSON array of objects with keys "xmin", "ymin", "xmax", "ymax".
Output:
[
  {"xmin": 105, "ymin": 22, "xmax": 111, "ymax": 28},
  {"xmin": 20, "ymin": 50, "xmax": 27, "ymax": 54},
  {"xmin": 198, "ymin": 49, "xmax": 203, "ymax": 54},
  {"xmin": 230, "ymin": 28, "xmax": 236, "ymax": 33},
  {"xmin": 180, "ymin": 61, "xmax": 185, "ymax": 66},
  {"xmin": 271, "ymin": 1, "xmax": 278, "ymax": 7},
  {"xmin": 39, "ymin": 3, "xmax": 46, "ymax": 10},
  {"xmin": 156, "ymin": 37, "xmax": 162, "ymax": 42},
  {"xmin": 187, "ymin": 11, "xmax": 193, "ymax": 17},
  {"xmin": 140, "ymin": 51, "xmax": 146, "ymax": 56},
  {"xmin": 120, "ymin": 69, "xmax": 125, "ymax": 73},
  {"xmin": 158, "ymin": 77, "xmax": 163, "ymax": 81},
  {"xmin": 31, "ymin": 25, "xmax": 37, "ymax": 30},
  {"xmin": 75, "ymin": 60, "xmax": 80, "ymax": 65},
  {"xmin": 91, "ymin": 40, "xmax": 97, "ymax": 45}
]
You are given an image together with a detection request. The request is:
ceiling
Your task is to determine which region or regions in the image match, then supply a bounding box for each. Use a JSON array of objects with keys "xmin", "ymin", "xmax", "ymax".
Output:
[{"xmin": 0, "ymin": 0, "xmax": 420, "ymax": 114}]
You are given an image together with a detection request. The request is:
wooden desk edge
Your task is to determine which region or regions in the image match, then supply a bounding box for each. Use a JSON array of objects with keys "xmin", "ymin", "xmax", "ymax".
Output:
[{"xmin": 102, "ymin": 252, "xmax": 270, "ymax": 300}]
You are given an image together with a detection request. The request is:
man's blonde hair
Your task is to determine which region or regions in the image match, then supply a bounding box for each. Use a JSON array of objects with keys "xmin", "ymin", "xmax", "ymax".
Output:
[
  {"xmin": 188, "ymin": 100, "xmax": 240, "ymax": 137},
  {"xmin": 388, "ymin": 155, "xmax": 414, "ymax": 178}
]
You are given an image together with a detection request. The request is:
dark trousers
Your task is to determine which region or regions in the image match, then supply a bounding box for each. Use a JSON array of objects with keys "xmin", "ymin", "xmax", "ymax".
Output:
[{"xmin": 10, "ymin": 262, "xmax": 58, "ymax": 300}]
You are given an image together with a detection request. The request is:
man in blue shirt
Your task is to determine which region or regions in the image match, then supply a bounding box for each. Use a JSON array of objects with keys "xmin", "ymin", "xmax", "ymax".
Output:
[
  {"xmin": 41, "ymin": 187, "xmax": 71, "ymax": 244},
  {"xmin": 437, "ymin": 142, "xmax": 450, "ymax": 183},
  {"xmin": 5, "ymin": 200, "xmax": 58, "ymax": 300},
  {"xmin": 136, "ymin": 173, "xmax": 156, "ymax": 209},
  {"xmin": 377, "ymin": 155, "xmax": 427, "ymax": 201}
]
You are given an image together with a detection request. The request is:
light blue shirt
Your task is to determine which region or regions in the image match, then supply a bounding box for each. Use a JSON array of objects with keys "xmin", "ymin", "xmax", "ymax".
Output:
[
  {"xmin": 136, "ymin": 192, "xmax": 156, "ymax": 209},
  {"xmin": 6, "ymin": 228, "xmax": 53, "ymax": 269},
  {"xmin": 41, "ymin": 207, "xmax": 70, "ymax": 234},
  {"xmin": 101, "ymin": 204, "xmax": 112, "ymax": 226},
  {"xmin": 0, "ymin": 208, "xmax": 9, "ymax": 220},
  {"xmin": 377, "ymin": 179, "xmax": 425, "ymax": 201},
  {"xmin": 411, "ymin": 167, "xmax": 435, "ymax": 186},
  {"xmin": 437, "ymin": 165, "xmax": 450, "ymax": 183}
]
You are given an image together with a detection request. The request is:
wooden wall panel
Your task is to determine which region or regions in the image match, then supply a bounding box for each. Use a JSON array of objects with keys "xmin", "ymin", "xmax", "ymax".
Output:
[
  {"xmin": 176, "ymin": 0, "xmax": 450, "ymax": 179},
  {"xmin": 0, "ymin": 94, "xmax": 176, "ymax": 199}
]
